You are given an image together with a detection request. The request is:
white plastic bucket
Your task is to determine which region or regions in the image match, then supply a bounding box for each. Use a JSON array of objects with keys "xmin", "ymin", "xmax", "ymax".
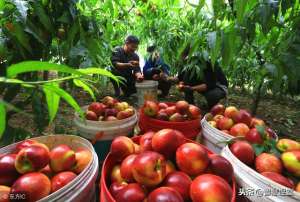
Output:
[
  {"xmin": 135, "ymin": 80, "xmax": 158, "ymax": 106},
  {"xmin": 0, "ymin": 135, "xmax": 99, "ymax": 202},
  {"xmin": 74, "ymin": 106, "xmax": 138, "ymax": 141},
  {"xmin": 201, "ymin": 115, "xmax": 234, "ymax": 153},
  {"xmin": 221, "ymin": 146, "xmax": 300, "ymax": 202}
]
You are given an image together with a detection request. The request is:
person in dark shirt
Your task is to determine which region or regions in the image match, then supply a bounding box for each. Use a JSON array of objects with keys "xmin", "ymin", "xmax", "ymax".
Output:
[
  {"xmin": 143, "ymin": 45, "xmax": 172, "ymax": 97},
  {"xmin": 110, "ymin": 35, "xmax": 144, "ymax": 97},
  {"xmin": 177, "ymin": 47, "xmax": 228, "ymax": 108}
]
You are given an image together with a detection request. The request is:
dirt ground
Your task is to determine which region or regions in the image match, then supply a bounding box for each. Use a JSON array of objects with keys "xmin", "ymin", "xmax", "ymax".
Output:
[{"xmin": 6, "ymin": 83, "xmax": 300, "ymax": 142}]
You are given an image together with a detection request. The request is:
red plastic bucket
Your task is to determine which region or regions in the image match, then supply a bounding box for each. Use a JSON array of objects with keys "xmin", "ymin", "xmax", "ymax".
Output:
[
  {"xmin": 100, "ymin": 136, "xmax": 236, "ymax": 202},
  {"xmin": 138, "ymin": 103, "xmax": 201, "ymax": 140}
]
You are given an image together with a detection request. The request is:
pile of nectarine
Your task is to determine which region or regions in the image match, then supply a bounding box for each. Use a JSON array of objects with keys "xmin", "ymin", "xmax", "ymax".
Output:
[
  {"xmin": 143, "ymin": 100, "xmax": 201, "ymax": 121},
  {"xmin": 0, "ymin": 139, "xmax": 92, "ymax": 202},
  {"xmin": 207, "ymin": 104, "xmax": 277, "ymax": 142},
  {"xmin": 108, "ymin": 129, "xmax": 234, "ymax": 202},
  {"xmin": 229, "ymin": 138, "xmax": 300, "ymax": 192},
  {"xmin": 85, "ymin": 96, "xmax": 135, "ymax": 121}
]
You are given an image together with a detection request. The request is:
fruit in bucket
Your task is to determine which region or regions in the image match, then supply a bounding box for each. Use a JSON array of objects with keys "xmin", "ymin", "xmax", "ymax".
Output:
[
  {"xmin": 296, "ymin": 182, "xmax": 300, "ymax": 192},
  {"xmin": 85, "ymin": 110, "xmax": 98, "ymax": 121},
  {"xmin": 261, "ymin": 172, "xmax": 294, "ymax": 189},
  {"xmin": 0, "ymin": 154, "xmax": 20, "ymax": 186},
  {"xmin": 50, "ymin": 145, "xmax": 76, "ymax": 173},
  {"xmin": 109, "ymin": 182, "xmax": 128, "ymax": 197},
  {"xmin": 216, "ymin": 117, "xmax": 234, "ymax": 130},
  {"xmin": 176, "ymin": 143, "xmax": 209, "ymax": 176},
  {"xmin": 104, "ymin": 108, "xmax": 118, "ymax": 117},
  {"xmin": 111, "ymin": 165, "xmax": 125, "ymax": 183},
  {"xmin": 40, "ymin": 165, "xmax": 53, "ymax": 179},
  {"xmin": 245, "ymin": 128, "xmax": 264, "ymax": 144},
  {"xmin": 213, "ymin": 114, "xmax": 224, "ymax": 123},
  {"xmin": 120, "ymin": 154, "xmax": 137, "ymax": 182},
  {"xmin": 230, "ymin": 141, "xmax": 255, "ymax": 165},
  {"xmin": 224, "ymin": 106, "xmax": 239, "ymax": 119},
  {"xmin": 110, "ymin": 136, "xmax": 135, "ymax": 161},
  {"xmin": 158, "ymin": 102, "xmax": 168, "ymax": 109},
  {"xmin": 175, "ymin": 100, "xmax": 189, "ymax": 114},
  {"xmin": 188, "ymin": 105, "xmax": 201, "ymax": 119},
  {"xmin": 147, "ymin": 187, "xmax": 183, "ymax": 202},
  {"xmin": 165, "ymin": 160, "xmax": 176, "ymax": 175},
  {"xmin": 255, "ymin": 153, "xmax": 283, "ymax": 174},
  {"xmin": 209, "ymin": 154, "xmax": 233, "ymax": 183},
  {"xmin": 190, "ymin": 174, "xmax": 233, "ymax": 202},
  {"xmin": 169, "ymin": 112, "xmax": 185, "ymax": 122},
  {"xmin": 10, "ymin": 172, "xmax": 51, "ymax": 202},
  {"xmin": 156, "ymin": 109, "xmax": 169, "ymax": 121},
  {"xmin": 114, "ymin": 102, "xmax": 129, "ymax": 112},
  {"xmin": 143, "ymin": 101, "xmax": 159, "ymax": 117},
  {"xmin": 230, "ymin": 123, "xmax": 250, "ymax": 137},
  {"xmin": 105, "ymin": 116, "xmax": 118, "ymax": 121},
  {"xmin": 281, "ymin": 151, "xmax": 300, "ymax": 177},
  {"xmin": 208, "ymin": 121, "xmax": 217, "ymax": 128},
  {"xmin": 277, "ymin": 139, "xmax": 300, "ymax": 152},
  {"xmin": 132, "ymin": 151, "xmax": 166, "ymax": 187},
  {"xmin": 233, "ymin": 109, "xmax": 252, "ymax": 126},
  {"xmin": 115, "ymin": 183, "xmax": 146, "ymax": 202},
  {"xmin": 165, "ymin": 106, "xmax": 177, "ymax": 116},
  {"xmin": 14, "ymin": 139, "xmax": 38, "ymax": 153},
  {"xmin": 140, "ymin": 131, "xmax": 155, "ymax": 152},
  {"xmin": 152, "ymin": 129, "xmax": 185, "ymax": 159},
  {"xmin": 88, "ymin": 102, "xmax": 106, "ymax": 116},
  {"xmin": 51, "ymin": 171, "xmax": 77, "ymax": 193},
  {"xmin": 15, "ymin": 144, "xmax": 50, "ymax": 174},
  {"xmin": 250, "ymin": 118, "xmax": 265, "ymax": 128},
  {"xmin": 102, "ymin": 96, "xmax": 118, "ymax": 107},
  {"xmin": 210, "ymin": 104, "xmax": 225, "ymax": 116},
  {"xmin": 0, "ymin": 185, "xmax": 10, "ymax": 202},
  {"xmin": 72, "ymin": 148, "xmax": 92, "ymax": 174},
  {"xmin": 162, "ymin": 171, "xmax": 191, "ymax": 201}
]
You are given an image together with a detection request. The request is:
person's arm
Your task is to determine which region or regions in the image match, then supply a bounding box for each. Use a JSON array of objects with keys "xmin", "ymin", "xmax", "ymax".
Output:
[
  {"xmin": 143, "ymin": 59, "xmax": 154, "ymax": 76},
  {"xmin": 111, "ymin": 48, "xmax": 133, "ymax": 69},
  {"xmin": 191, "ymin": 84, "xmax": 207, "ymax": 92},
  {"xmin": 216, "ymin": 65, "xmax": 228, "ymax": 87}
]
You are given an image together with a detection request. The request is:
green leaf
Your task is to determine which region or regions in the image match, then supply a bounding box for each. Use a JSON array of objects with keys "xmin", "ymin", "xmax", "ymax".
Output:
[
  {"xmin": 235, "ymin": 0, "xmax": 247, "ymax": 24},
  {"xmin": 0, "ymin": 77, "xmax": 34, "ymax": 87},
  {"xmin": 0, "ymin": 100, "xmax": 6, "ymax": 139},
  {"xmin": 0, "ymin": 0, "xmax": 4, "ymax": 11},
  {"xmin": 78, "ymin": 67, "xmax": 121, "ymax": 83},
  {"xmin": 7, "ymin": 61, "xmax": 87, "ymax": 78},
  {"xmin": 32, "ymin": 2, "xmax": 54, "ymax": 33},
  {"xmin": 253, "ymin": 144, "xmax": 265, "ymax": 156},
  {"xmin": 73, "ymin": 79, "xmax": 96, "ymax": 101},
  {"xmin": 11, "ymin": 23, "xmax": 32, "ymax": 53},
  {"xmin": 43, "ymin": 83, "xmax": 60, "ymax": 123},
  {"xmin": 42, "ymin": 84, "xmax": 84, "ymax": 118}
]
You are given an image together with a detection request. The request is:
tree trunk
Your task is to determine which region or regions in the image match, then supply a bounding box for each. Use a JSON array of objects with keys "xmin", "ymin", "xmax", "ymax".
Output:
[{"xmin": 251, "ymin": 77, "xmax": 264, "ymax": 116}]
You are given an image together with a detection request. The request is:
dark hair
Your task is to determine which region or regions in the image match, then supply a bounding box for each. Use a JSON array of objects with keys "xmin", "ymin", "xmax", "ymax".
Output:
[
  {"xmin": 147, "ymin": 45, "xmax": 156, "ymax": 53},
  {"xmin": 125, "ymin": 35, "xmax": 139, "ymax": 44}
]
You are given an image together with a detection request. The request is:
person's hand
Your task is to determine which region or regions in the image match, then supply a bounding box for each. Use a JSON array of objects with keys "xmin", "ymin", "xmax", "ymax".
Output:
[
  {"xmin": 136, "ymin": 73, "xmax": 144, "ymax": 82},
  {"xmin": 152, "ymin": 74, "xmax": 160, "ymax": 81},
  {"xmin": 130, "ymin": 60, "xmax": 139, "ymax": 67}
]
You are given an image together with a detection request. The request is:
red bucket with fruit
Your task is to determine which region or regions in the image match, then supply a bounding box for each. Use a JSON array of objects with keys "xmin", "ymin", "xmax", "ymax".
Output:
[
  {"xmin": 139, "ymin": 101, "xmax": 202, "ymax": 140},
  {"xmin": 0, "ymin": 135, "xmax": 98, "ymax": 202},
  {"xmin": 201, "ymin": 104, "xmax": 278, "ymax": 153},
  {"xmin": 221, "ymin": 137, "xmax": 300, "ymax": 202},
  {"xmin": 100, "ymin": 129, "xmax": 236, "ymax": 202}
]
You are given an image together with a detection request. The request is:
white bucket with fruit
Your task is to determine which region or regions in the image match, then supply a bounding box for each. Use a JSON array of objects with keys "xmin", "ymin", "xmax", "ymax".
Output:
[
  {"xmin": 221, "ymin": 137, "xmax": 300, "ymax": 202},
  {"xmin": 0, "ymin": 135, "xmax": 98, "ymax": 202},
  {"xmin": 201, "ymin": 104, "xmax": 277, "ymax": 153}
]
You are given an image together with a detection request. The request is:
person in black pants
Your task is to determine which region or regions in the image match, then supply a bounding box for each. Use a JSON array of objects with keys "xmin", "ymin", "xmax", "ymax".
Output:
[
  {"xmin": 110, "ymin": 35, "xmax": 144, "ymax": 97},
  {"xmin": 143, "ymin": 45, "xmax": 172, "ymax": 97},
  {"xmin": 177, "ymin": 47, "xmax": 228, "ymax": 108}
]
